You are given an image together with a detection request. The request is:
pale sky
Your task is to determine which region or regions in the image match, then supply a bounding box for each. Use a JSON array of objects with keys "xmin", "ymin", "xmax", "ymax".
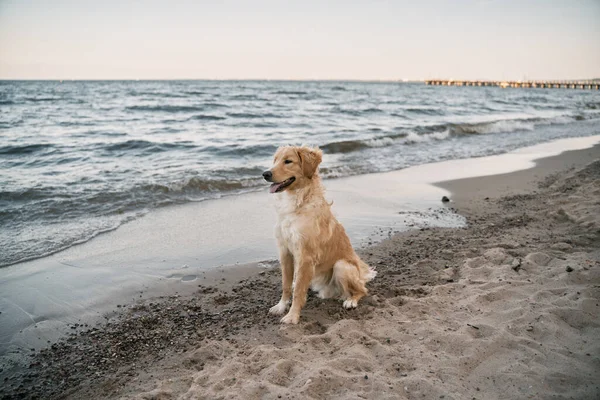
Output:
[{"xmin": 0, "ymin": 0, "xmax": 599, "ymax": 80}]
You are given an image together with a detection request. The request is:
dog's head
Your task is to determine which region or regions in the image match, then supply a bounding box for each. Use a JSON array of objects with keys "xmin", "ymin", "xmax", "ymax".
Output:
[{"xmin": 262, "ymin": 145, "xmax": 322, "ymax": 193}]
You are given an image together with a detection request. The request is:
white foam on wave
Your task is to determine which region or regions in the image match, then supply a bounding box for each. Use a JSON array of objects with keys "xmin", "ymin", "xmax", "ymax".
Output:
[
  {"xmin": 363, "ymin": 136, "xmax": 397, "ymax": 147},
  {"xmin": 358, "ymin": 129, "xmax": 451, "ymax": 148},
  {"xmin": 459, "ymin": 120, "xmax": 535, "ymax": 135},
  {"xmin": 455, "ymin": 114, "xmax": 580, "ymax": 135},
  {"xmin": 404, "ymin": 129, "xmax": 451, "ymax": 144}
]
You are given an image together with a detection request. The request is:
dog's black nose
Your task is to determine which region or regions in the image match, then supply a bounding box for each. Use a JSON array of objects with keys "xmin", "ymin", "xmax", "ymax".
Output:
[{"xmin": 262, "ymin": 170, "xmax": 272, "ymax": 181}]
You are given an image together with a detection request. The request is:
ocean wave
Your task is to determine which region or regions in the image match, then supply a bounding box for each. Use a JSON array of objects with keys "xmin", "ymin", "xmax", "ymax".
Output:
[
  {"xmin": 126, "ymin": 105, "xmax": 207, "ymax": 113},
  {"xmin": 231, "ymin": 121, "xmax": 279, "ymax": 128},
  {"xmin": 184, "ymin": 91, "xmax": 207, "ymax": 96},
  {"xmin": 585, "ymin": 102, "xmax": 600, "ymax": 110},
  {"xmin": 448, "ymin": 115, "xmax": 573, "ymax": 136},
  {"xmin": 319, "ymin": 115, "xmax": 578, "ymax": 153},
  {"xmin": 57, "ymin": 121, "xmax": 98, "ymax": 127},
  {"xmin": 513, "ymin": 95, "xmax": 550, "ymax": 103},
  {"xmin": 320, "ymin": 139, "xmax": 371, "ymax": 153},
  {"xmin": 102, "ymin": 140, "xmax": 196, "ymax": 153},
  {"xmin": 320, "ymin": 129, "xmax": 456, "ymax": 154},
  {"xmin": 331, "ymin": 86, "xmax": 347, "ymax": 91},
  {"xmin": 334, "ymin": 107, "xmax": 384, "ymax": 116},
  {"xmin": 532, "ymin": 104, "xmax": 568, "ymax": 110},
  {"xmin": 24, "ymin": 97, "xmax": 61, "ymax": 102},
  {"xmin": 321, "ymin": 133, "xmax": 407, "ymax": 153},
  {"xmin": 389, "ymin": 112, "xmax": 410, "ymax": 119},
  {"xmin": 188, "ymin": 114, "xmax": 226, "ymax": 121},
  {"xmin": 149, "ymin": 92, "xmax": 188, "ymax": 98},
  {"xmin": 129, "ymin": 91, "xmax": 188, "ymax": 98},
  {"xmin": 230, "ymin": 94, "xmax": 262, "ymax": 100},
  {"xmin": 82, "ymin": 130, "xmax": 127, "ymax": 137},
  {"xmin": 143, "ymin": 175, "xmax": 262, "ymax": 195},
  {"xmin": 0, "ymin": 143, "xmax": 54, "ymax": 155},
  {"xmin": 272, "ymin": 90, "xmax": 308, "ymax": 95},
  {"xmin": 0, "ymin": 99, "xmax": 15, "ymax": 106},
  {"xmin": 202, "ymin": 102, "xmax": 229, "ymax": 108},
  {"xmin": 207, "ymin": 143, "xmax": 278, "ymax": 157},
  {"xmin": 404, "ymin": 130, "xmax": 451, "ymax": 144},
  {"xmin": 226, "ymin": 112, "xmax": 282, "ymax": 119},
  {"xmin": 403, "ymin": 107, "xmax": 444, "ymax": 115},
  {"xmin": 450, "ymin": 119, "xmax": 536, "ymax": 135},
  {"xmin": 0, "ymin": 187, "xmax": 54, "ymax": 201}
]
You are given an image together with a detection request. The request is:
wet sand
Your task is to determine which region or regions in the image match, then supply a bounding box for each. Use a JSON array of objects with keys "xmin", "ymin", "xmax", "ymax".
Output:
[{"xmin": 1, "ymin": 139, "xmax": 600, "ymax": 399}]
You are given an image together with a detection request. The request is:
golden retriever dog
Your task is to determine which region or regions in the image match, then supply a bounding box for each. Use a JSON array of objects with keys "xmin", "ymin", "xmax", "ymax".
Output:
[{"xmin": 262, "ymin": 145, "xmax": 376, "ymax": 324}]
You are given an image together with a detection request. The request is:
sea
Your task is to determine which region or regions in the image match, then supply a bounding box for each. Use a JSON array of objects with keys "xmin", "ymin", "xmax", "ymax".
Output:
[{"xmin": 1, "ymin": 80, "xmax": 599, "ymax": 267}]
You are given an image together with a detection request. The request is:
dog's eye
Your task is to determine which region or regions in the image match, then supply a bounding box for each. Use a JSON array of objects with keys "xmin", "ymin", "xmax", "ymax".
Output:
[{"xmin": 284, "ymin": 160, "xmax": 292, "ymax": 164}]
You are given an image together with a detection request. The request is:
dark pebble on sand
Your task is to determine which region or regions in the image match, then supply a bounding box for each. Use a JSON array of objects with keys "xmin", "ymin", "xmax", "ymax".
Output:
[
  {"xmin": 364, "ymin": 375, "xmax": 369, "ymax": 380},
  {"xmin": 566, "ymin": 266, "xmax": 574, "ymax": 272},
  {"xmin": 441, "ymin": 196, "xmax": 450, "ymax": 203}
]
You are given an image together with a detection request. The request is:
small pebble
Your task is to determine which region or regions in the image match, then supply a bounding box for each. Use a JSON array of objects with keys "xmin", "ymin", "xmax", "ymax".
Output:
[{"xmin": 565, "ymin": 266, "xmax": 574, "ymax": 272}]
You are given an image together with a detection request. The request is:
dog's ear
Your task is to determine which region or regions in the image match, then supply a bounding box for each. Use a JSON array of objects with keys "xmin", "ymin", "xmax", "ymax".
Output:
[{"xmin": 297, "ymin": 146, "xmax": 322, "ymax": 179}]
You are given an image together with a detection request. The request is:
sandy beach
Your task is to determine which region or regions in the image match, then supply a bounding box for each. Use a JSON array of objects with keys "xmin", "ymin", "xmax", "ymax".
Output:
[{"xmin": 2, "ymin": 141, "xmax": 600, "ymax": 400}]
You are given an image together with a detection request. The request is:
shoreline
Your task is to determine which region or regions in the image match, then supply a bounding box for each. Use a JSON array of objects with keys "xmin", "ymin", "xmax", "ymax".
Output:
[
  {"xmin": 435, "ymin": 141, "xmax": 600, "ymax": 209},
  {"xmin": 4, "ymin": 131, "xmax": 600, "ymax": 271},
  {"xmin": 2, "ymin": 138, "xmax": 600, "ymax": 399}
]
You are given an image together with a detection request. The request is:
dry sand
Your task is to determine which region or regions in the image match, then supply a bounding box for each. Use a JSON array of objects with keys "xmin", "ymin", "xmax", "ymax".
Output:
[{"xmin": 2, "ymin": 145, "xmax": 599, "ymax": 400}]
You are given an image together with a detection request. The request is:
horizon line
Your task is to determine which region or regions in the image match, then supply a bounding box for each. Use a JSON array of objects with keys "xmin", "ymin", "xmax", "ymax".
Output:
[{"xmin": 1, "ymin": 77, "xmax": 599, "ymax": 82}]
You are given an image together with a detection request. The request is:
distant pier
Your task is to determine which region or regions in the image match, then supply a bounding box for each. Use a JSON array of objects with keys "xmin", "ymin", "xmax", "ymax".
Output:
[{"xmin": 424, "ymin": 80, "xmax": 599, "ymax": 90}]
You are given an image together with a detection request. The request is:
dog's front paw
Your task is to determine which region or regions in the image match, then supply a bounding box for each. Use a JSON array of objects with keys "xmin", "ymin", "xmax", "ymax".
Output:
[
  {"xmin": 269, "ymin": 301, "xmax": 288, "ymax": 315},
  {"xmin": 343, "ymin": 299, "xmax": 358, "ymax": 309},
  {"xmin": 280, "ymin": 312, "xmax": 300, "ymax": 324}
]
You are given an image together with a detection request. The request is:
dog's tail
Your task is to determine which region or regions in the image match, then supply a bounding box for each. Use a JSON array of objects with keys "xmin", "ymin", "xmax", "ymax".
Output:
[{"xmin": 358, "ymin": 259, "xmax": 377, "ymax": 283}]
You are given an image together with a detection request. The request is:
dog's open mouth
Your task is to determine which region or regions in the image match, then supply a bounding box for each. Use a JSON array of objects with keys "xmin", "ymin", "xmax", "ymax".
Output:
[{"xmin": 270, "ymin": 177, "xmax": 296, "ymax": 193}]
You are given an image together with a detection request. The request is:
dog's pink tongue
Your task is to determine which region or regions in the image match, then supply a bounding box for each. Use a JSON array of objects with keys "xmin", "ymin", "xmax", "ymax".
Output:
[{"xmin": 269, "ymin": 182, "xmax": 282, "ymax": 193}]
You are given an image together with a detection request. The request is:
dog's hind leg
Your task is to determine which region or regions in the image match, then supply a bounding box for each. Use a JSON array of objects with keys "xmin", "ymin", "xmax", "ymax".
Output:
[
  {"xmin": 333, "ymin": 260, "xmax": 368, "ymax": 309},
  {"xmin": 269, "ymin": 249, "xmax": 294, "ymax": 315},
  {"xmin": 310, "ymin": 270, "xmax": 338, "ymax": 299}
]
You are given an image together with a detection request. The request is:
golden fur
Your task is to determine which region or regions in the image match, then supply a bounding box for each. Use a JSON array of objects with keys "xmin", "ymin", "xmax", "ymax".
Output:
[{"xmin": 264, "ymin": 145, "xmax": 376, "ymax": 324}]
